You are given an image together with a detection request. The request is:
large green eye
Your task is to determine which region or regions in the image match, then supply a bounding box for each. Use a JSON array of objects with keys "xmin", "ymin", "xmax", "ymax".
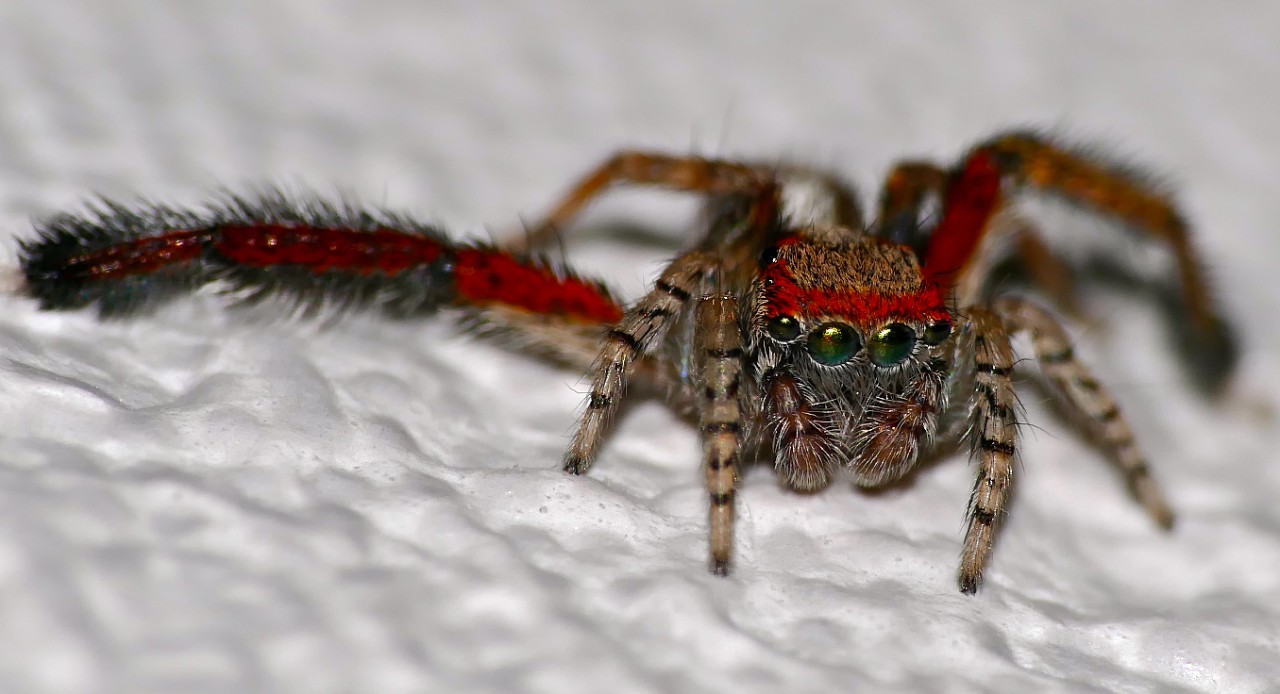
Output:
[
  {"xmin": 766, "ymin": 315, "xmax": 802, "ymax": 342},
  {"xmin": 806, "ymin": 322, "xmax": 861, "ymax": 366},
  {"xmin": 869, "ymin": 323, "xmax": 917, "ymax": 366},
  {"xmin": 923, "ymin": 319, "xmax": 952, "ymax": 346}
]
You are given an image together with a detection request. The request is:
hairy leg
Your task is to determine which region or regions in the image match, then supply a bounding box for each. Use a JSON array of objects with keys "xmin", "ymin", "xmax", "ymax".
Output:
[
  {"xmin": 993, "ymin": 297, "xmax": 1173, "ymax": 527},
  {"xmin": 974, "ymin": 132, "xmax": 1235, "ymax": 390},
  {"xmin": 957, "ymin": 307, "xmax": 1019, "ymax": 594},
  {"xmin": 875, "ymin": 160, "xmax": 949, "ymax": 251},
  {"xmin": 563, "ymin": 250, "xmax": 720, "ymax": 474},
  {"xmin": 693, "ymin": 295, "xmax": 745, "ymax": 574},
  {"xmin": 509, "ymin": 151, "xmax": 776, "ymax": 252}
]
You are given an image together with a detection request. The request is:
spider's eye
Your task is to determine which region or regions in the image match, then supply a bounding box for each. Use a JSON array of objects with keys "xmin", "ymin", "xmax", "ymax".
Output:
[
  {"xmin": 766, "ymin": 315, "xmax": 802, "ymax": 342},
  {"xmin": 869, "ymin": 323, "xmax": 917, "ymax": 366},
  {"xmin": 923, "ymin": 319, "xmax": 952, "ymax": 346},
  {"xmin": 806, "ymin": 322, "xmax": 861, "ymax": 366},
  {"xmin": 759, "ymin": 245, "xmax": 780, "ymax": 265}
]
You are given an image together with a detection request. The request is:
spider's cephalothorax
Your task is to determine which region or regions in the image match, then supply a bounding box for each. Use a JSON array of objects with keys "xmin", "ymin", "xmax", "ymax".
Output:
[{"xmin": 14, "ymin": 131, "xmax": 1235, "ymax": 593}]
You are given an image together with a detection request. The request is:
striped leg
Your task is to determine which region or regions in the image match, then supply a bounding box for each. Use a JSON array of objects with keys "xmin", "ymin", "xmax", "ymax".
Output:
[
  {"xmin": 563, "ymin": 251, "xmax": 719, "ymax": 474},
  {"xmin": 694, "ymin": 295, "xmax": 744, "ymax": 575},
  {"xmin": 958, "ymin": 308, "xmax": 1019, "ymax": 594},
  {"xmin": 994, "ymin": 297, "xmax": 1173, "ymax": 528}
]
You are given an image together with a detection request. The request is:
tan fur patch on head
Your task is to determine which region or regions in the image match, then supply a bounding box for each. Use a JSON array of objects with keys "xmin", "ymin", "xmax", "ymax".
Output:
[{"xmin": 779, "ymin": 235, "xmax": 924, "ymax": 296}]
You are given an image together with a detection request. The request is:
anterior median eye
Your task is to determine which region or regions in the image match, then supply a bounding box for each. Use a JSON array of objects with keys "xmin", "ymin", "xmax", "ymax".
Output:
[
  {"xmin": 806, "ymin": 322, "xmax": 861, "ymax": 366},
  {"xmin": 869, "ymin": 323, "xmax": 917, "ymax": 366},
  {"xmin": 766, "ymin": 315, "xmax": 802, "ymax": 342}
]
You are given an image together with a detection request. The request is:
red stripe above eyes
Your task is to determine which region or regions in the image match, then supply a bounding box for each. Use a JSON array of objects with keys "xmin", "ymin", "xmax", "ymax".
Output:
[{"xmin": 762, "ymin": 257, "xmax": 949, "ymax": 325}]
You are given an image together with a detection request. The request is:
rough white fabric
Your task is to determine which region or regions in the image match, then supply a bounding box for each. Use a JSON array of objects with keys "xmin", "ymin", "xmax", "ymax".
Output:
[{"xmin": 1, "ymin": 2, "xmax": 1278, "ymax": 693}]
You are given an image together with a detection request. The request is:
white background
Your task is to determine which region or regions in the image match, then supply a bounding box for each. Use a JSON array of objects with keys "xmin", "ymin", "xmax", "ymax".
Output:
[{"xmin": 0, "ymin": 2, "xmax": 1278, "ymax": 693}]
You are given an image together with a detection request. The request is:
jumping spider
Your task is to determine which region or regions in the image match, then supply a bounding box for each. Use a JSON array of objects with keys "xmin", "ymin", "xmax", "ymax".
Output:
[{"xmin": 17, "ymin": 130, "xmax": 1233, "ymax": 593}]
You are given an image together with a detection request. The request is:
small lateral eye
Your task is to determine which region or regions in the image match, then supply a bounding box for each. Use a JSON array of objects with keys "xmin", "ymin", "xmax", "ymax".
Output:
[
  {"xmin": 806, "ymin": 322, "xmax": 861, "ymax": 366},
  {"xmin": 869, "ymin": 323, "xmax": 917, "ymax": 366},
  {"xmin": 923, "ymin": 319, "xmax": 953, "ymax": 346},
  {"xmin": 766, "ymin": 315, "xmax": 802, "ymax": 342}
]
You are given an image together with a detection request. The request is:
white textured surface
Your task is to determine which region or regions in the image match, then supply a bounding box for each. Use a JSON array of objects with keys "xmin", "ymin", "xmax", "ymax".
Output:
[{"xmin": 1, "ymin": 3, "xmax": 1278, "ymax": 693}]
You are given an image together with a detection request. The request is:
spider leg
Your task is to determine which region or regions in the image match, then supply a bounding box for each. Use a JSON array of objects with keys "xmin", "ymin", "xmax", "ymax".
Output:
[
  {"xmin": 459, "ymin": 306, "xmax": 609, "ymax": 368},
  {"xmin": 509, "ymin": 151, "xmax": 776, "ymax": 252},
  {"xmin": 974, "ymin": 132, "xmax": 1236, "ymax": 391},
  {"xmin": 460, "ymin": 306, "xmax": 682, "ymax": 402},
  {"xmin": 957, "ymin": 307, "xmax": 1020, "ymax": 595},
  {"xmin": 693, "ymin": 294, "xmax": 745, "ymax": 574},
  {"xmin": 993, "ymin": 297, "xmax": 1173, "ymax": 528},
  {"xmin": 538, "ymin": 152, "xmax": 785, "ymax": 475},
  {"xmin": 1005, "ymin": 219, "xmax": 1084, "ymax": 319},
  {"xmin": 875, "ymin": 160, "xmax": 950, "ymax": 251},
  {"xmin": 958, "ymin": 297, "xmax": 1174, "ymax": 594},
  {"xmin": 563, "ymin": 250, "xmax": 721, "ymax": 474}
]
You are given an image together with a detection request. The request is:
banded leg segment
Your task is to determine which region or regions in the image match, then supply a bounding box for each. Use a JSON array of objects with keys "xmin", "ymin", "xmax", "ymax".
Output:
[
  {"xmin": 563, "ymin": 251, "xmax": 720, "ymax": 474},
  {"xmin": 959, "ymin": 308, "xmax": 1020, "ymax": 594},
  {"xmin": 994, "ymin": 297, "xmax": 1173, "ymax": 528},
  {"xmin": 694, "ymin": 295, "xmax": 745, "ymax": 575}
]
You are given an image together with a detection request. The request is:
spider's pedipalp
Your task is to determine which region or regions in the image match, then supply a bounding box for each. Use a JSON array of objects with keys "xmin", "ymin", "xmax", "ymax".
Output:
[{"xmin": 760, "ymin": 366, "xmax": 842, "ymax": 492}]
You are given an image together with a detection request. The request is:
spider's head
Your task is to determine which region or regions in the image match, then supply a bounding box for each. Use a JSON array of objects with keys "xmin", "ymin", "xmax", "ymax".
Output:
[
  {"xmin": 748, "ymin": 235, "xmax": 955, "ymax": 490},
  {"xmin": 750, "ymin": 235, "xmax": 953, "ymax": 376}
]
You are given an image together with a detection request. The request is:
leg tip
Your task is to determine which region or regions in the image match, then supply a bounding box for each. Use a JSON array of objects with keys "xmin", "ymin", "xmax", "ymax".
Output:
[
  {"xmin": 1176, "ymin": 313, "xmax": 1238, "ymax": 396},
  {"xmin": 563, "ymin": 456, "xmax": 591, "ymax": 475},
  {"xmin": 958, "ymin": 572, "xmax": 981, "ymax": 595},
  {"xmin": 1134, "ymin": 479, "xmax": 1176, "ymax": 530},
  {"xmin": 710, "ymin": 558, "xmax": 731, "ymax": 577}
]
